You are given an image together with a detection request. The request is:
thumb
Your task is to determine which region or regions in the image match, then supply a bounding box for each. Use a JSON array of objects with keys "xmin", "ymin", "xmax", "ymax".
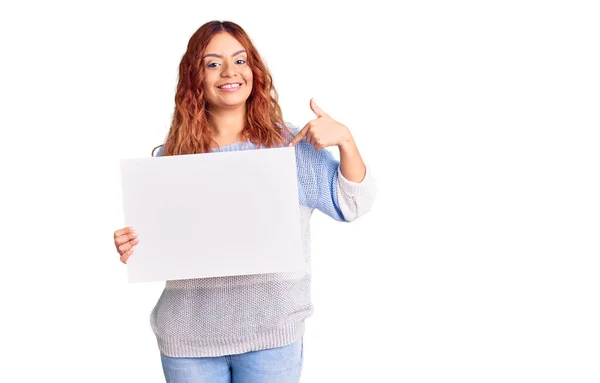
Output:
[{"xmin": 310, "ymin": 98, "xmax": 326, "ymax": 118}]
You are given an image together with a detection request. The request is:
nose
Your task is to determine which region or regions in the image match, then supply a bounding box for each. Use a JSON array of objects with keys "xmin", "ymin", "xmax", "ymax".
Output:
[{"xmin": 220, "ymin": 60, "xmax": 237, "ymax": 78}]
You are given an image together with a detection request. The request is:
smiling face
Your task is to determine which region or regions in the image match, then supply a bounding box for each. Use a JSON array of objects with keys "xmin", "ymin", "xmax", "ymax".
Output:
[{"xmin": 202, "ymin": 32, "xmax": 253, "ymax": 111}]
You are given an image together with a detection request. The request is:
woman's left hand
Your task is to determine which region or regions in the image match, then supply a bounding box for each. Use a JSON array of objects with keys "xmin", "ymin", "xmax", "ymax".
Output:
[{"xmin": 289, "ymin": 98, "xmax": 353, "ymax": 150}]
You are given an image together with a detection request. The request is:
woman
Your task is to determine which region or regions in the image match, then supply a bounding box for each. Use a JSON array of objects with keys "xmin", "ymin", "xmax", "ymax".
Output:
[{"xmin": 113, "ymin": 20, "xmax": 376, "ymax": 382}]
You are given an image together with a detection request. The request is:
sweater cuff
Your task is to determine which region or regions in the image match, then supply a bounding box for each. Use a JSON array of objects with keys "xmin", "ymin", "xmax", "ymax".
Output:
[{"xmin": 337, "ymin": 164, "xmax": 377, "ymax": 197}]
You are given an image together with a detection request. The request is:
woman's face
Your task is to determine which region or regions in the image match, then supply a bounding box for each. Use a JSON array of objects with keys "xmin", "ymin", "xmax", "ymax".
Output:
[{"xmin": 202, "ymin": 32, "xmax": 253, "ymax": 111}]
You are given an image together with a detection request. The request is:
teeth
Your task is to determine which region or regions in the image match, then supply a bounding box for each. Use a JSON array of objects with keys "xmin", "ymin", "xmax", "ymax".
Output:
[{"xmin": 219, "ymin": 83, "xmax": 240, "ymax": 89}]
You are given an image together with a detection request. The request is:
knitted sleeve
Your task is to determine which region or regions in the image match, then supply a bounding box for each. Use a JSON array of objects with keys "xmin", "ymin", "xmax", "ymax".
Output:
[
  {"xmin": 290, "ymin": 124, "xmax": 377, "ymax": 222},
  {"xmin": 335, "ymin": 162, "xmax": 377, "ymax": 222}
]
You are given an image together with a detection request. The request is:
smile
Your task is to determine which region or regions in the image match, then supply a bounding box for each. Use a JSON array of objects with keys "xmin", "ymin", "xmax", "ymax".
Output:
[{"xmin": 217, "ymin": 83, "xmax": 242, "ymax": 89}]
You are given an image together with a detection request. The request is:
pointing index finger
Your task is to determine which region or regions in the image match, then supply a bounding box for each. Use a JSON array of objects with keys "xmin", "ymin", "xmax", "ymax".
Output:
[{"xmin": 288, "ymin": 124, "xmax": 309, "ymax": 147}]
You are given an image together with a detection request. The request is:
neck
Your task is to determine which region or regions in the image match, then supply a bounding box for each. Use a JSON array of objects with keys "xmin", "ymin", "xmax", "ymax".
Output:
[{"xmin": 207, "ymin": 105, "xmax": 247, "ymax": 145}]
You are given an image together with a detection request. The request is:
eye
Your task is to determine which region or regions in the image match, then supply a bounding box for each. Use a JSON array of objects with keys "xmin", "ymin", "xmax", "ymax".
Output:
[
  {"xmin": 235, "ymin": 59, "xmax": 246, "ymax": 65},
  {"xmin": 207, "ymin": 62, "xmax": 221, "ymax": 68}
]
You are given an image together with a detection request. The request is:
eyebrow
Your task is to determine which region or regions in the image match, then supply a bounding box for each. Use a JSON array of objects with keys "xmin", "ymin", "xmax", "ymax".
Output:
[{"xmin": 202, "ymin": 49, "xmax": 246, "ymax": 59}]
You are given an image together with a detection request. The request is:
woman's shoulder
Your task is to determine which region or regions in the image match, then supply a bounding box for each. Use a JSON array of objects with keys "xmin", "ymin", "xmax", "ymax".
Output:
[{"xmin": 278, "ymin": 121, "xmax": 301, "ymax": 140}]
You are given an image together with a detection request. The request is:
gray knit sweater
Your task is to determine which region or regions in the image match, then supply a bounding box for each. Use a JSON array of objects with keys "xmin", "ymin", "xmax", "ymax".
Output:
[{"xmin": 150, "ymin": 124, "xmax": 377, "ymax": 357}]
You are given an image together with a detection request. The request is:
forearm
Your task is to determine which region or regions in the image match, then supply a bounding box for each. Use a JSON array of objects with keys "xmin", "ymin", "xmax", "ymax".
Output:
[{"xmin": 338, "ymin": 131, "xmax": 367, "ymax": 183}]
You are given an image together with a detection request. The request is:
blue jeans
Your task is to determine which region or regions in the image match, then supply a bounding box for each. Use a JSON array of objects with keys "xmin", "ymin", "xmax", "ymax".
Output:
[{"xmin": 160, "ymin": 340, "xmax": 303, "ymax": 383}]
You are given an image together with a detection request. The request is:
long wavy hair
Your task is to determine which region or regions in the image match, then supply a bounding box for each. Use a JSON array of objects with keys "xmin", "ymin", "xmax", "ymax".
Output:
[{"xmin": 152, "ymin": 21, "xmax": 290, "ymax": 156}]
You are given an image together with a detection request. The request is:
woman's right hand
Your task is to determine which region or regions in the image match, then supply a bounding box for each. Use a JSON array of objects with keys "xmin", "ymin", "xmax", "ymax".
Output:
[{"xmin": 114, "ymin": 226, "xmax": 139, "ymax": 264}]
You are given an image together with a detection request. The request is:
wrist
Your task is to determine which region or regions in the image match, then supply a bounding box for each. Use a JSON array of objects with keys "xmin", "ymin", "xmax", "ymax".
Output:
[{"xmin": 337, "ymin": 127, "xmax": 354, "ymax": 149}]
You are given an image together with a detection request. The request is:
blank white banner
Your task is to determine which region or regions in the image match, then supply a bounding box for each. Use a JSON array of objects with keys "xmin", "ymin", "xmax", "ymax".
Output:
[{"xmin": 120, "ymin": 146, "xmax": 304, "ymax": 283}]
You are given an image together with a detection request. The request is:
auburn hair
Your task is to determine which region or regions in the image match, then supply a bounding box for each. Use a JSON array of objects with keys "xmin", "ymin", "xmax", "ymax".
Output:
[{"xmin": 152, "ymin": 21, "xmax": 290, "ymax": 156}]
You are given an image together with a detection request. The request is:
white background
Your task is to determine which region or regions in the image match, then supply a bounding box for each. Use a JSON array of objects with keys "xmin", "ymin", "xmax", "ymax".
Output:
[{"xmin": 1, "ymin": 0, "xmax": 599, "ymax": 382}]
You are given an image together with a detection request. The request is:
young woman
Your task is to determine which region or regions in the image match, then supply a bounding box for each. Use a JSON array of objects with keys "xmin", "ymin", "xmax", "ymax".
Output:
[{"xmin": 113, "ymin": 20, "xmax": 376, "ymax": 383}]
